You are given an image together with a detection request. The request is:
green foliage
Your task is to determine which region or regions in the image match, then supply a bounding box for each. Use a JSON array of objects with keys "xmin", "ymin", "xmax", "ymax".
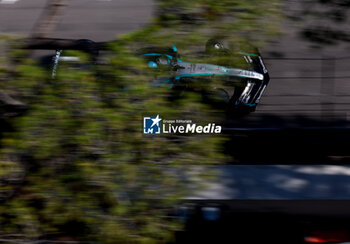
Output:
[{"xmin": 0, "ymin": 0, "xmax": 282, "ymax": 243}]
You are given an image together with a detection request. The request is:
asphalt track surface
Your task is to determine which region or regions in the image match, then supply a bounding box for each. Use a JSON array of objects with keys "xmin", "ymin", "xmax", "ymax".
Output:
[
  {"xmin": 190, "ymin": 165, "xmax": 350, "ymax": 200},
  {"xmin": 0, "ymin": 0, "xmax": 154, "ymax": 40}
]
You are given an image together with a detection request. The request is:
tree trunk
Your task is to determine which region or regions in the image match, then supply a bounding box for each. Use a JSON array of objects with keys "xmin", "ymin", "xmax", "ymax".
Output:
[{"xmin": 31, "ymin": 0, "xmax": 68, "ymax": 38}]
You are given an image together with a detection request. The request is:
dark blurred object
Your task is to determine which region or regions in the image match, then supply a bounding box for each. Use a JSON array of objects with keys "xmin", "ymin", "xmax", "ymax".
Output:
[
  {"xmin": 174, "ymin": 200, "xmax": 350, "ymax": 244},
  {"xmin": 0, "ymin": 91, "xmax": 28, "ymax": 117},
  {"xmin": 23, "ymin": 38, "xmax": 105, "ymax": 58},
  {"xmin": 288, "ymin": 0, "xmax": 350, "ymax": 46}
]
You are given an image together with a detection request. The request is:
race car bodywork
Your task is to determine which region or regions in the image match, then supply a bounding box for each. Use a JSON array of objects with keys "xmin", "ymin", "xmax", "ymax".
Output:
[{"xmin": 140, "ymin": 41, "xmax": 270, "ymax": 114}]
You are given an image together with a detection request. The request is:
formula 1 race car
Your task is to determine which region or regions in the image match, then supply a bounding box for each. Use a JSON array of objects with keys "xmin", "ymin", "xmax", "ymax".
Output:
[
  {"xmin": 139, "ymin": 39, "xmax": 270, "ymax": 114},
  {"xmin": 18, "ymin": 38, "xmax": 269, "ymax": 116}
]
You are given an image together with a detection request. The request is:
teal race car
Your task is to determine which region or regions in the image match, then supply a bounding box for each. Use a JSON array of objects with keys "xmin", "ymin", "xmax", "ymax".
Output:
[
  {"xmin": 139, "ymin": 39, "xmax": 270, "ymax": 114},
  {"xmin": 22, "ymin": 38, "xmax": 269, "ymax": 115}
]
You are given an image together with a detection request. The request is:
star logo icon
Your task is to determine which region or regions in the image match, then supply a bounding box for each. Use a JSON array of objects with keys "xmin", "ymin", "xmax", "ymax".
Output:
[{"xmin": 150, "ymin": 115, "xmax": 162, "ymax": 128}]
